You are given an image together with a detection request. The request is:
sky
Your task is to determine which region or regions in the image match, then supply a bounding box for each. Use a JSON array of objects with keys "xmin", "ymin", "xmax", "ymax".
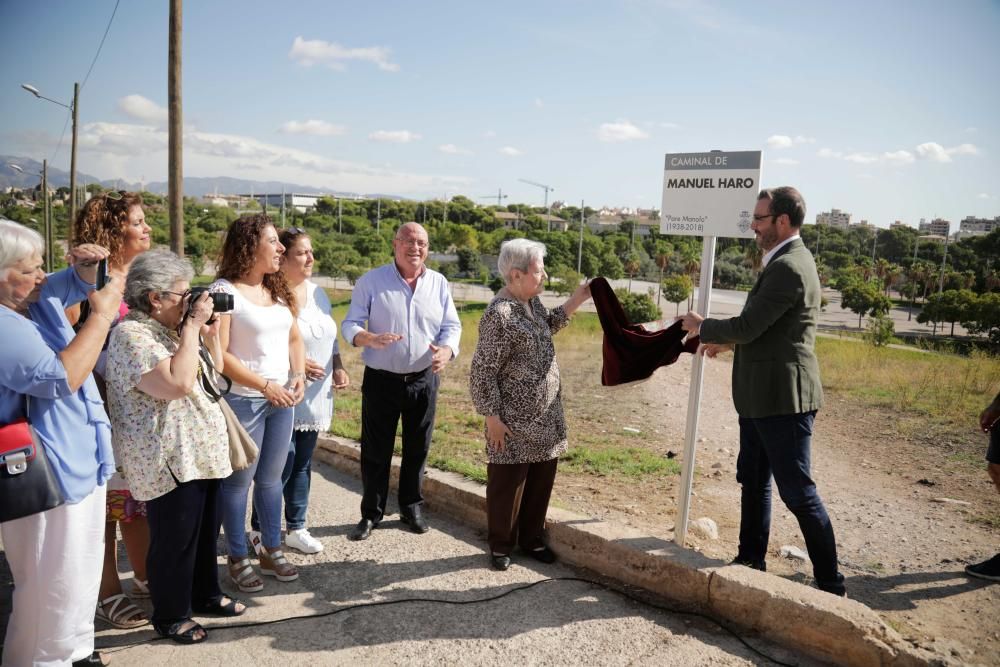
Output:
[{"xmin": 1, "ymin": 0, "xmax": 998, "ymax": 228}]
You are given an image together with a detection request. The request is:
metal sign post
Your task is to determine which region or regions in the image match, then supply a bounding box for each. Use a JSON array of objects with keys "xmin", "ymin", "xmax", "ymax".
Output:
[{"xmin": 660, "ymin": 150, "xmax": 761, "ymax": 547}]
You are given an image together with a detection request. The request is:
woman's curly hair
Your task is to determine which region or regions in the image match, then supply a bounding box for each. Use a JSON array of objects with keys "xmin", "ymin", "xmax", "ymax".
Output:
[
  {"xmin": 71, "ymin": 191, "xmax": 144, "ymax": 267},
  {"xmin": 216, "ymin": 214, "xmax": 296, "ymax": 314}
]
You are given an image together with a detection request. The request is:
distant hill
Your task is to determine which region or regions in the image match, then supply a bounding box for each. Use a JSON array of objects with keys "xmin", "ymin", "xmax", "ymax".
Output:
[{"xmin": 0, "ymin": 155, "xmax": 378, "ymax": 199}]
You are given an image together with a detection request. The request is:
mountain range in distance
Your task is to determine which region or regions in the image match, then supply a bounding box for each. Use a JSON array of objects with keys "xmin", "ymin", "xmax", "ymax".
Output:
[{"xmin": 0, "ymin": 155, "xmax": 401, "ymax": 200}]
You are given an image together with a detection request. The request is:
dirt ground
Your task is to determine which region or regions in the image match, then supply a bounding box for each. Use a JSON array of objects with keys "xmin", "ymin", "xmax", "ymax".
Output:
[{"xmin": 550, "ymin": 350, "xmax": 1000, "ymax": 665}]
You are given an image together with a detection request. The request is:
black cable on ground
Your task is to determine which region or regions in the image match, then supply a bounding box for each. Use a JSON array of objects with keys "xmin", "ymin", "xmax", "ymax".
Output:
[{"xmin": 95, "ymin": 576, "xmax": 797, "ymax": 666}]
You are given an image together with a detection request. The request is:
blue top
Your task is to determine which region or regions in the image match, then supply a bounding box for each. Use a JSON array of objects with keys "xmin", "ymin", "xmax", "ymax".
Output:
[
  {"xmin": 341, "ymin": 262, "xmax": 462, "ymax": 373},
  {"xmin": 0, "ymin": 267, "xmax": 115, "ymax": 504}
]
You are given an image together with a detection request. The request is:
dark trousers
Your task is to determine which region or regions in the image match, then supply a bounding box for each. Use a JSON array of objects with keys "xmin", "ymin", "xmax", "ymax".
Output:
[
  {"xmin": 146, "ymin": 478, "xmax": 223, "ymax": 626},
  {"xmin": 359, "ymin": 366, "xmax": 438, "ymax": 522},
  {"xmin": 736, "ymin": 411, "xmax": 845, "ymax": 595},
  {"xmin": 486, "ymin": 458, "xmax": 559, "ymax": 555}
]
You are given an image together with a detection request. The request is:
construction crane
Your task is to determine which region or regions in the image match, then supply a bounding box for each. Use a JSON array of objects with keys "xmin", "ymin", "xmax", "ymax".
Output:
[
  {"xmin": 519, "ymin": 178, "xmax": 556, "ymax": 231},
  {"xmin": 518, "ymin": 178, "xmax": 555, "ymax": 209},
  {"xmin": 478, "ymin": 188, "xmax": 508, "ymax": 206}
]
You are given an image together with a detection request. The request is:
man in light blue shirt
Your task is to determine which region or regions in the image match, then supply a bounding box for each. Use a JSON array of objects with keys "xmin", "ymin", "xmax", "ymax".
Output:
[{"xmin": 342, "ymin": 222, "xmax": 461, "ymax": 540}]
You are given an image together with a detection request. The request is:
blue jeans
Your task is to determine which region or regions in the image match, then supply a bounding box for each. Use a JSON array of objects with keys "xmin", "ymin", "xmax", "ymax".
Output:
[
  {"xmin": 250, "ymin": 429, "xmax": 320, "ymax": 532},
  {"xmin": 736, "ymin": 411, "xmax": 845, "ymax": 595},
  {"xmin": 220, "ymin": 395, "xmax": 293, "ymax": 557}
]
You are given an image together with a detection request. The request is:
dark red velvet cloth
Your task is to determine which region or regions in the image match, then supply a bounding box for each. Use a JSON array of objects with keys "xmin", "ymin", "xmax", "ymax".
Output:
[{"xmin": 590, "ymin": 277, "xmax": 700, "ymax": 386}]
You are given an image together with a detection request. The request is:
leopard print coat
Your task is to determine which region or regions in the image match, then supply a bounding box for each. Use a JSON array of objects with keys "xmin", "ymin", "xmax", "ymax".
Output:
[{"xmin": 469, "ymin": 295, "xmax": 570, "ymax": 464}]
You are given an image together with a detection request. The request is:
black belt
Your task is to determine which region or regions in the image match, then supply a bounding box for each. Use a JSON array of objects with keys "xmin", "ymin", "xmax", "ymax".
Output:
[{"xmin": 368, "ymin": 366, "xmax": 430, "ymax": 383}]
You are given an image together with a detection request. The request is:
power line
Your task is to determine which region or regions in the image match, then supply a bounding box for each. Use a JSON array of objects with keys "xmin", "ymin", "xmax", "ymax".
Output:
[{"xmin": 81, "ymin": 0, "xmax": 121, "ymax": 91}]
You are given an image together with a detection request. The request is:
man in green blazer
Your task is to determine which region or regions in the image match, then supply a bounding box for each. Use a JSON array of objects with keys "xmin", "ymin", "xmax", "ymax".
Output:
[{"xmin": 681, "ymin": 186, "xmax": 845, "ymax": 596}]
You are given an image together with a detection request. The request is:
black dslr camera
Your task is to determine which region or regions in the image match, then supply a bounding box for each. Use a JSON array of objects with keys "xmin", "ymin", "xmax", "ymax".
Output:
[{"xmin": 186, "ymin": 287, "xmax": 234, "ymax": 321}]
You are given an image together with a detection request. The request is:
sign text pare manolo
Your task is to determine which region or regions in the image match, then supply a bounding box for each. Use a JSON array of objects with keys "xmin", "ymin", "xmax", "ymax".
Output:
[{"xmin": 660, "ymin": 150, "xmax": 762, "ymax": 239}]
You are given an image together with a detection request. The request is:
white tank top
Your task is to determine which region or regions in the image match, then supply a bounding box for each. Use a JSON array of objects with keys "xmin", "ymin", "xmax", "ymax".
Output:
[{"xmin": 211, "ymin": 279, "xmax": 294, "ymax": 397}]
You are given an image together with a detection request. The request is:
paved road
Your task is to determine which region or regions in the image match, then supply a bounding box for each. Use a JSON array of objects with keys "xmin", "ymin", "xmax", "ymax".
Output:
[{"xmin": 0, "ymin": 462, "xmax": 816, "ymax": 666}]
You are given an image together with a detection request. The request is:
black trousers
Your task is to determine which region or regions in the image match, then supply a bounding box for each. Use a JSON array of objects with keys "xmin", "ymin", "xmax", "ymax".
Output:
[
  {"xmin": 145, "ymin": 478, "xmax": 223, "ymax": 626},
  {"xmin": 359, "ymin": 367, "xmax": 439, "ymax": 522},
  {"xmin": 486, "ymin": 458, "xmax": 559, "ymax": 554}
]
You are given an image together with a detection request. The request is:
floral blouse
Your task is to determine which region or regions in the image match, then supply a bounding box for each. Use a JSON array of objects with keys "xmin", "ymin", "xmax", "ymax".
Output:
[
  {"xmin": 105, "ymin": 311, "xmax": 232, "ymax": 501},
  {"xmin": 469, "ymin": 296, "xmax": 570, "ymax": 464}
]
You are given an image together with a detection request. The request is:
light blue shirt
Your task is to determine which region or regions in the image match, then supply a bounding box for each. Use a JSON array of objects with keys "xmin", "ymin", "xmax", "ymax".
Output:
[
  {"xmin": 341, "ymin": 262, "xmax": 462, "ymax": 373},
  {"xmin": 0, "ymin": 267, "xmax": 114, "ymax": 504}
]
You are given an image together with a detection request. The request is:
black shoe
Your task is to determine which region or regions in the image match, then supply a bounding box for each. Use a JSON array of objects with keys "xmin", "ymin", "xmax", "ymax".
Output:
[
  {"xmin": 526, "ymin": 545, "xmax": 557, "ymax": 564},
  {"xmin": 965, "ymin": 554, "xmax": 1000, "ymax": 582},
  {"xmin": 73, "ymin": 652, "xmax": 109, "ymax": 667},
  {"xmin": 491, "ymin": 553, "xmax": 511, "ymax": 571},
  {"xmin": 349, "ymin": 518, "xmax": 376, "ymax": 541},
  {"xmin": 730, "ymin": 557, "xmax": 766, "ymax": 572},
  {"xmin": 400, "ymin": 509, "xmax": 430, "ymax": 534}
]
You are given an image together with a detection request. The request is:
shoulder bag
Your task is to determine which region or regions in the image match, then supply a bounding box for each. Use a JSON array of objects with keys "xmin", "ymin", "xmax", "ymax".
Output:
[
  {"xmin": 0, "ymin": 398, "xmax": 66, "ymax": 523},
  {"xmin": 198, "ymin": 347, "xmax": 258, "ymax": 472}
]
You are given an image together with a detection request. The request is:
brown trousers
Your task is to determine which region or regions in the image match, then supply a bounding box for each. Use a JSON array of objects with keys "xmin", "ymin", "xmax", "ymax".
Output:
[{"xmin": 486, "ymin": 457, "xmax": 558, "ymax": 554}]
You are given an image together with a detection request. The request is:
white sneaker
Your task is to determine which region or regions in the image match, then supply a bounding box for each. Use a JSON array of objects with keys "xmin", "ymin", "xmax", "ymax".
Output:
[{"xmin": 285, "ymin": 528, "xmax": 323, "ymax": 554}]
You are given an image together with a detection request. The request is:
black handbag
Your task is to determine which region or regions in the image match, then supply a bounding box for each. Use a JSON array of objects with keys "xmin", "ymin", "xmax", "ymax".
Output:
[{"xmin": 0, "ymin": 405, "xmax": 66, "ymax": 523}]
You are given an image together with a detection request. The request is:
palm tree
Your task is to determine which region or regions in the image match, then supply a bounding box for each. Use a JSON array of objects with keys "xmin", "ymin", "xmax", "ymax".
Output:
[
  {"xmin": 883, "ymin": 262, "xmax": 902, "ymax": 297},
  {"xmin": 682, "ymin": 249, "xmax": 700, "ymax": 310},
  {"xmin": 654, "ymin": 241, "xmax": 673, "ymax": 306}
]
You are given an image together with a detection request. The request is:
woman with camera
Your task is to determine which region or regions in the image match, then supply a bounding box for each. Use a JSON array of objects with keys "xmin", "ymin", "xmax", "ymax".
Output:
[
  {"xmin": 1, "ymin": 220, "xmax": 120, "ymax": 666},
  {"xmin": 71, "ymin": 190, "xmax": 154, "ymax": 629},
  {"xmin": 105, "ymin": 249, "xmax": 244, "ymax": 644},
  {"xmin": 211, "ymin": 214, "xmax": 306, "ymax": 592}
]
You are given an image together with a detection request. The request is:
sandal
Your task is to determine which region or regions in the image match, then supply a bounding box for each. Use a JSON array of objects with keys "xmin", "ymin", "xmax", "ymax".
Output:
[
  {"xmin": 96, "ymin": 592, "xmax": 149, "ymax": 629},
  {"xmin": 154, "ymin": 618, "xmax": 207, "ymax": 645},
  {"xmin": 228, "ymin": 557, "xmax": 264, "ymax": 593},
  {"xmin": 258, "ymin": 547, "xmax": 299, "ymax": 582},
  {"xmin": 192, "ymin": 595, "xmax": 247, "ymax": 617},
  {"xmin": 131, "ymin": 578, "xmax": 150, "ymax": 599}
]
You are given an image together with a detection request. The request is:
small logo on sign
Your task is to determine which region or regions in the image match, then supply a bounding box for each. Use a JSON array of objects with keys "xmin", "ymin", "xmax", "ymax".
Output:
[{"xmin": 737, "ymin": 210, "xmax": 751, "ymax": 234}]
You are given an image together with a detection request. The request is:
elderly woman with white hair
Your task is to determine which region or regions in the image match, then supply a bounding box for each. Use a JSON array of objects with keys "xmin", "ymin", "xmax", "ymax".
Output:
[
  {"xmin": 105, "ymin": 249, "xmax": 245, "ymax": 645},
  {"xmin": 0, "ymin": 220, "xmax": 121, "ymax": 667},
  {"xmin": 469, "ymin": 238, "xmax": 591, "ymax": 571}
]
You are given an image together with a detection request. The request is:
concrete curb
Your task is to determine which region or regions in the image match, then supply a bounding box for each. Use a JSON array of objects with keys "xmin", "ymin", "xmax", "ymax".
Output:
[{"xmin": 315, "ymin": 435, "xmax": 948, "ymax": 667}]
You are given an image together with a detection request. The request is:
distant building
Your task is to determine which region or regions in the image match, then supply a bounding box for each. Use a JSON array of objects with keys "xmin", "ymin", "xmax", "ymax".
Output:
[
  {"xmin": 890, "ymin": 220, "xmax": 909, "ymax": 229},
  {"xmin": 959, "ymin": 215, "xmax": 999, "ymax": 234},
  {"xmin": 816, "ymin": 208, "xmax": 850, "ymax": 228},
  {"xmin": 918, "ymin": 218, "xmax": 950, "ymax": 237},
  {"xmin": 241, "ymin": 192, "xmax": 329, "ymax": 213},
  {"xmin": 854, "ymin": 219, "xmax": 873, "ymax": 228}
]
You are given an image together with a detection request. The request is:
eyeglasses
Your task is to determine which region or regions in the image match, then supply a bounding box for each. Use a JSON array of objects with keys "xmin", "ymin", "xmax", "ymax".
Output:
[
  {"xmin": 104, "ymin": 190, "xmax": 128, "ymax": 201},
  {"xmin": 395, "ymin": 238, "xmax": 428, "ymax": 248},
  {"xmin": 286, "ymin": 226, "xmax": 306, "ymax": 234},
  {"xmin": 752, "ymin": 214, "xmax": 776, "ymax": 222},
  {"xmin": 160, "ymin": 290, "xmax": 188, "ymax": 299}
]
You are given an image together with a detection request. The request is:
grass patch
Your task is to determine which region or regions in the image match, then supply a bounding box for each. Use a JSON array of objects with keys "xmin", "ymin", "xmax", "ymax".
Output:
[{"xmin": 562, "ymin": 445, "xmax": 681, "ymax": 478}]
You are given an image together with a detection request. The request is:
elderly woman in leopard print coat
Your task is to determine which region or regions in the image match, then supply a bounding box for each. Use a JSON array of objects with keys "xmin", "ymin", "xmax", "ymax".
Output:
[{"xmin": 469, "ymin": 238, "xmax": 591, "ymax": 571}]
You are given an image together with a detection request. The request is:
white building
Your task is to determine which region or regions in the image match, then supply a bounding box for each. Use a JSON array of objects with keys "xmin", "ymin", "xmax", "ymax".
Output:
[
  {"xmin": 918, "ymin": 218, "xmax": 950, "ymax": 237},
  {"xmin": 816, "ymin": 208, "xmax": 851, "ymax": 228}
]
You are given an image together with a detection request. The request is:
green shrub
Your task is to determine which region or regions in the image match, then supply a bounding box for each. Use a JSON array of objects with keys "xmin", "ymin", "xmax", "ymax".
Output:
[{"xmin": 614, "ymin": 288, "xmax": 661, "ymax": 324}]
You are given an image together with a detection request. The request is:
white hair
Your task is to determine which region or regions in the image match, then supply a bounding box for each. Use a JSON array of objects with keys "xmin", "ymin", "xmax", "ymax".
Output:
[
  {"xmin": 124, "ymin": 249, "xmax": 194, "ymax": 314},
  {"xmin": 497, "ymin": 238, "xmax": 546, "ymax": 285},
  {"xmin": 0, "ymin": 220, "xmax": 44, "ymax": 279}
]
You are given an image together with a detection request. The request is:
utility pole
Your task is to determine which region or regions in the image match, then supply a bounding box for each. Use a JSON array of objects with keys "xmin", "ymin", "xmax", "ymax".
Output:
[
  {"xmin": 577, "ymin": 200, "xmax": 585, "ymax": 274},
  {"xmin": 168, "ymin": 0, "xmax": 184, "ymax": 255},
  {"xmin": 42, "ymin": 160, "xmax": 52, "ymax": 272},
  {"xmin": 938, "ymin": 235, "xmax": 949, "ymax": 294},
  {"xmin": 69, "ymin": 82, "xmax": 79, "ymax": 227}
]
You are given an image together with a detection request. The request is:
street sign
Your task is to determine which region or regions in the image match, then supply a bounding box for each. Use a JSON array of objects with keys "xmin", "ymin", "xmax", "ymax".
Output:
[{"xmin": 660, "ymin": 150, "xmax": 761, "ymax": 238}]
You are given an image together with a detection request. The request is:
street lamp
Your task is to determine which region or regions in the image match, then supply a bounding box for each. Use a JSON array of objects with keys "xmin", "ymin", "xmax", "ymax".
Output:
[
  {"xmin": 21, "ymin": 82, "xmax": 79, "ymax": 227},
  {"xmin": 8, "ymin": 162, "xmax": 53, "ymax": 271}
]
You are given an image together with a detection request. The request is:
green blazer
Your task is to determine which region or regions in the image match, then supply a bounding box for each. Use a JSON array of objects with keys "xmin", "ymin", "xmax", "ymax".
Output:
[{"xmin": 699, "ymin": 237, "xmax": 823, "ymax": 418}]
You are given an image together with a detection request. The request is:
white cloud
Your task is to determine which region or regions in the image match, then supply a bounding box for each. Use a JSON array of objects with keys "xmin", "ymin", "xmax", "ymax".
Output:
[
  {"xmin": 767, "ymin": 135, "xmax": 794, "ymax": 149},
  {"xmin": 369, "ymin": 130, "xmax": 421, "ymax": 143},
  {"xmin": 772, "ymin": 157, "xmax": 799, "ymax": 165},
  {"xmin": 438, "ymin": 143, "xmax": 472, "ymax": 155},
  {"xmin": 597, "ymin": 120, "xmax": 648, "ymax": 143},
  {"xmin": 117, "ymin": 95, "xmax": 168, "ymax": 125},
  {"xmin": 948, "ymin": 143, "xmax": 978, "ymax": 156},
  {"xmin": 767, "ymin": 134, "xmax": 815, "ymax": 149},
  {"xmin": 499, "ymin": 146, "xmax": 522, "ymax": 156},
  {"xmin": 288, "ymin": 36, "xmax": 399, "ymax": 72},
  {"xmin": 977, "ymin": 193, "xmax": 993, "ymax": 200},
  {"xmin": 817, "ymin": 148, "xmax": 842, "ymax": 159},
  {"xmin": 882, "ymin": 150, "xmax": 914, "ymax": 165},
  {"xmin": 534, "ymin": 98, "xmax": 544, "ymax": 108},
  {"xmin": 843, "ymin": 152, "xmax": 879, "ymax": 164},
  {"xmin": 78, "ymin": 122, "xmax": 167, "ymax": 155},
  {"xmin": 916, "ymin": 142, "xmax": 952, "ymax": 163},
  {"xmin": 279, "ymin": 119, "xmax": 346, "ymax": 136}
]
